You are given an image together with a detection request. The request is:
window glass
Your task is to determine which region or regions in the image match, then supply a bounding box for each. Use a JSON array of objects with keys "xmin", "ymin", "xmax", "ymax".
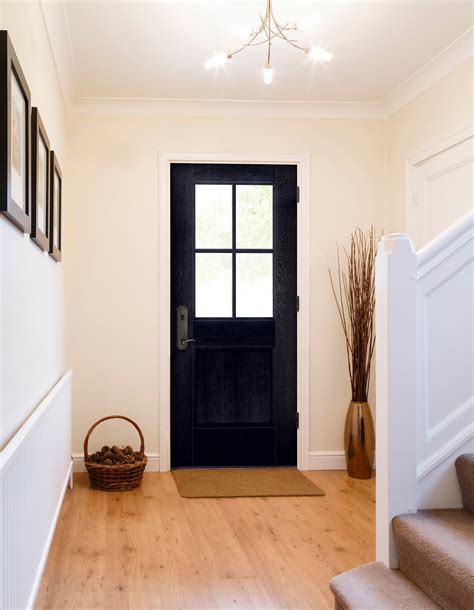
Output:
[
  {"xmin": 195, "ymin": 185, "xmax": 232, "ymax": 248},
  {"xmin": 236, "ymin": 185, "xmax": 272, "ymax": 249},
  {"xmin": 195, "ymin": 253, "xmax": 232, "ymax": 317},
  {"xmin": 236, "ymin": 253, "xmax": 273, "ymax": 317}
]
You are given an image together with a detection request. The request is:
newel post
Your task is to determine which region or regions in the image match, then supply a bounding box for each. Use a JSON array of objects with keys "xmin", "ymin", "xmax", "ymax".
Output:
[{"xmin": 375, "ymin": 234, "xmax": 418, "ymax": 568}]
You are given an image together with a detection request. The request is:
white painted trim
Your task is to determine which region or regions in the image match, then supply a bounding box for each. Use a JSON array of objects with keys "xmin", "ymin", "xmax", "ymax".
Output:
[
  {"xmin": 39, "ymin": 0, "xmax": 78, "ymax": 110},
  {"xmin": 425, "ymin": 396, "xmax": 474, "ymax": 442},
  {"xmin": 158, "ymin": 152, "xmax": 311, "ymax": 472},
  {"xmin": 406, "ymin": 126, "xmax": 474, "ymax": 245},
  {"xmin": 69, "ymin": 97, "xmax": 384, "ymax": 119},
  {"xmin": 27, "ymin": 460, "xmax": 72, "ymax": 610},
  {"xmin": 72, "ymin": 452, "xmax": 161, "ymax": 473},
  {"xmin": 417, "ymin": 423, "xmax": 474, "ymax": 482},
  {"xmin": 408, "ymin": 125, "xmax": 474, "ymax": 169},
  {"xmin": 308, "ymin": 451, "xmax": 346, "ymax": 470},
  {"xmin": 417, "ymin": 208, "xmax": 474, "ymax": 274},
  {"xmin": 0, "ymin": 370, "xmax": 73, "ymax": 469},
  {"xmin": 40, "ymin": 6, "xmax": 473, "ymax": 120},
  {"xmin": 375, "ymin": 234, "xmax": 418, "ymax": 569},
  {"xmin": 382, "ymin": 28, "xmax": 473, "ymax": 117}
]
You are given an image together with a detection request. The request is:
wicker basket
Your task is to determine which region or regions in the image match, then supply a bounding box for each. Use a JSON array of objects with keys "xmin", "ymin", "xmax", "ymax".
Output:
[{"xmin": 84, "ymin": 415, "xmax": 148, "ymax": 491}]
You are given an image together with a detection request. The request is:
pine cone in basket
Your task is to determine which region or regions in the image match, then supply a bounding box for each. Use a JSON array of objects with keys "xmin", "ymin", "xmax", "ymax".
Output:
[{"xmin": 89, "ymin": 444, "xmax": 145, "ymax": 465}]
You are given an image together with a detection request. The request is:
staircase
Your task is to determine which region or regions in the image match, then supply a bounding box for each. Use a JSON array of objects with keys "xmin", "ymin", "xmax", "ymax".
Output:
[{"xmin": 330, "ymin": 454, "xmax": 474, "ymax": 609}]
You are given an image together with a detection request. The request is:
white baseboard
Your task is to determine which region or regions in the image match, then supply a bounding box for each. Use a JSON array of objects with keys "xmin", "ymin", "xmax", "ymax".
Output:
[
  {"xmin": 73, "ymin": 451, "xmax": 370, "ymax": 473},
  {"xmin": 308, "ymin": 451, "xmax": 347, "ymax": 470},
  {"xmin": 27, "ymin": 460, "xmax": 72, "ymax": 610},
  {"xmin": 72, "ymin": 452, "xmax": 161, "ymax": 473}
]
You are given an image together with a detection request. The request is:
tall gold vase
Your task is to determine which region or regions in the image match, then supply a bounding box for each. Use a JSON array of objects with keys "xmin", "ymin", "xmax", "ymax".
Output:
[{"xmin": 344, "ymin": 401, "xmax": 375, "ymax": 479}]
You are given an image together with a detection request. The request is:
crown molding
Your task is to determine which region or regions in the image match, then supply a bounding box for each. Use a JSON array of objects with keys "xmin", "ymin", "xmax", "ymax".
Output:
[
  {"xmin": 40, "ymin": 0, "xmax": 78, "ymax": 110},
  {"xmin": 40, "ymin": 0, "xmax": 473, "ymax": 121},
  {"xmin": 381, "ymin": 27, "xmax": 473, "ymax": 118},
  {"xmin": 68, "ymin": 96, "xmax": 385, "ymax": 119}
]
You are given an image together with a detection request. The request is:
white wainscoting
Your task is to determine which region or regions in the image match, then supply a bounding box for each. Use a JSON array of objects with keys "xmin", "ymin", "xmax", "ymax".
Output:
[
  {"xmin": 416, "ymin": 211, "xmax": 474, "ymax": 507},
  {"xmin": 0, "ymin": 371, "xmax": 72, "ymax": 610},
  {"xmin": 406, "ymin": 125, "xmax": 473, "ymax": 250},
  {"xmin": 376, "ymin": 210, "xmax": 473, "ymax": 567}
]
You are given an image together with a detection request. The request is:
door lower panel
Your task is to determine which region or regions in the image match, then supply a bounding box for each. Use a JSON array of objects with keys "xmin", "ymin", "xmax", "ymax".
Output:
[{"xmin": 193, "ymin": 428, "xmax": 276, "ymax": 467}]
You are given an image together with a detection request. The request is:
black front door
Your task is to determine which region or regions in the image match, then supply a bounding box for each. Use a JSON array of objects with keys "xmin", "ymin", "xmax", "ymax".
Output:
[{"xmin": 171, "ymin": 164, "xmax": 297, "ymax": 468}]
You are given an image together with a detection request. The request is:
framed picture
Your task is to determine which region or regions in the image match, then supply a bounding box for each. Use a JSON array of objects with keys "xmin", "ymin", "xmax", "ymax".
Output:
[
  {"xmin": 31, "ymin": 108, "xmax": 50, "ymax": 251},
  {"xmin": 49, "ymin": 152, "xmax": 62, "ymax": 262},
  {"xmin": 0, "ymin": 31, "xmax": 31, "ymax": 232}
]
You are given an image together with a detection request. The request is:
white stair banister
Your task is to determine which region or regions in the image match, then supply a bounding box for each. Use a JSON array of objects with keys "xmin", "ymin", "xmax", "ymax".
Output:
[{"xmin": 375, "ymin": 234, "xmax": 418, "ymax": 568}]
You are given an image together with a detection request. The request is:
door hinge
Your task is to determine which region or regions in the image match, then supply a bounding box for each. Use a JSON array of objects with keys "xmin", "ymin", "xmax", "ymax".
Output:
[
  {"xmin": 296, "ymin": 412, "xmax": 300, "ymax": 429},
  {"xmin": 296, "ymin": 295, "xmax": 300, "ymax": 312},
  {"xmin": 296, "ymin": 186, "xmax": 300, "ymax": 203}
]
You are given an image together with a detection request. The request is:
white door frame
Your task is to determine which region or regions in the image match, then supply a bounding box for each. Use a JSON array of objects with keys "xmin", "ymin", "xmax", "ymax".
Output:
[{"xmin": 158, "ymin": 152, "xmax": 311, "ymax": 471}]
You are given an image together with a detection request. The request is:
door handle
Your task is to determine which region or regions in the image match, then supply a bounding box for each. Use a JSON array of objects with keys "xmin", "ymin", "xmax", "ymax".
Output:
[{"xmin": 177, "ymin": 305, "xmax": 196, "ymax": 350}]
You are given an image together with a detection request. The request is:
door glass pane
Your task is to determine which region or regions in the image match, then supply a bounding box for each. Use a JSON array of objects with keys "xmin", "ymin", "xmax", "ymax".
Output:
[
  {"xmin": 196, "ymin": 253, "xmax": 232, "ymax": 317},
  {"xmin": 195, "ymin": 185, "xmax": 232, "ymax": 248},
  {"xmin": 236, "ymin": 185, "xmax": 272, "ymax": 249},
  {"xmin": 236, "ymin": 254, "xmax": 272, "ymax": 317}
]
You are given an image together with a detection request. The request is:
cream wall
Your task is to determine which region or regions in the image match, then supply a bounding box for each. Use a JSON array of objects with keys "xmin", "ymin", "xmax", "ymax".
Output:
[
  {"xmin": 0, "ymin": 0, "xmax": 67, "ymax": 448},
  {"xmin": 385, "ymin": 58, "xmax": 473, "ymax": 234},
  {"xmin": 65, "ymin": 115, "xmax": 385, "ymax": 455},
  {"xmin": 1, "ymin": 2, "xmax": 470, "ymax": 459}
]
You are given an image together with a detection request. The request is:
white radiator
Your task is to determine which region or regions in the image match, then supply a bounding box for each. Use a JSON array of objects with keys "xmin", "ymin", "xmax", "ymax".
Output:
[{"xmin": 0, "ymin": 371, "xmax": 72, "ymax": 610}]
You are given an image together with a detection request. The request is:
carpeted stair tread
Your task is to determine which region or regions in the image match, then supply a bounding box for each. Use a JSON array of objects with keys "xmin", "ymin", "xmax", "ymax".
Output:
[
  {"xmin": 329, "ymin": 561, "xmax": 439, "ymax": 609},
  {"xmin": 393, "ymin": 509, "xmax": 474, "ymax": 610},
  {"xmin": 456, "ymin": 454, "xmax": 474, "ymax": 513}
]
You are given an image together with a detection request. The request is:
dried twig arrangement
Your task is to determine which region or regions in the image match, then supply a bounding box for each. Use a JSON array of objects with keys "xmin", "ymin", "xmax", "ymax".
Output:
[{"xmin": 329, "ymin": 228, "xmax": 378, "ymax": 403}]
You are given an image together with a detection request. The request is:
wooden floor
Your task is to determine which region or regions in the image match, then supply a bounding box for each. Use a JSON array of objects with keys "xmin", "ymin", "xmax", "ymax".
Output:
[{"xmin": 36, "ymin": 471, "xmax": 375, "ymax": 609}]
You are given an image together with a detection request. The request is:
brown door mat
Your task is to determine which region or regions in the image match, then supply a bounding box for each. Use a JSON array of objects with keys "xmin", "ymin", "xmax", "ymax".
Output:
[{"xmin": 172, "ymin": 468, "xmax": 325, "ymax": 498}]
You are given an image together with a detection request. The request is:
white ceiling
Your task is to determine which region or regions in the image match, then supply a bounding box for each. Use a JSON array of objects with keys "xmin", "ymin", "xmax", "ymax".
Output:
[{"xmin": 38, "ymin": 0, "xmax": 473, "ymax": 116}]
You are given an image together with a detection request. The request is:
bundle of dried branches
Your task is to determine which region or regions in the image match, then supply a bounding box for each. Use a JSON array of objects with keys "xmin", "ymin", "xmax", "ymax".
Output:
[{"xmin": 329, "ymin": 228, "xmax": 378, "ymax": 403}]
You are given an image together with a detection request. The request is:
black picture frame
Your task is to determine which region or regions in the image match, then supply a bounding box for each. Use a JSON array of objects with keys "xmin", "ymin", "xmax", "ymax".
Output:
[
  {"xmin": 31, "ymin": 108, "xmax": 50, "ymax": 251},
  {"xmin": 49, "ymin": 152, "xmax": 62, "ymax": 262},
  {"xmin": 0, "ymin": 31, "xmax": 32, "ymax": 233}
]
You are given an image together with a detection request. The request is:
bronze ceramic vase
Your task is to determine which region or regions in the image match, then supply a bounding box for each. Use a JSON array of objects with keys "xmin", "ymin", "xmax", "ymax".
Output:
[{"xmin": 344, "ymin": 401, "xmax": 375, "ymax": 479}]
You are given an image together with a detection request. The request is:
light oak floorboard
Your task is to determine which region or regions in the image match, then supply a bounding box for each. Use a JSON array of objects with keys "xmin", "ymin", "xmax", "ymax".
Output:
[{"xmin": 36, "ymin": 471, "xmax": 375, "ymax": 609}]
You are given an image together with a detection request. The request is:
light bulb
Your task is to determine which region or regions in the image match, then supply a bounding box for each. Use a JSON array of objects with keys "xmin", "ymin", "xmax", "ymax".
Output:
[
  {"xmin": 309, "ymin": 46, "xmax": 333, "ymax": 63},
  {"xmin": 296, "ymin": 14, "xmax": 320, "ymax": 31},
  {"xmin": 204, "ymin": 53, "xmax": 229, "ymax": 70},
  {"xmin": 263, "ymin": 65, "xmax": 273, "ymax": 85}
]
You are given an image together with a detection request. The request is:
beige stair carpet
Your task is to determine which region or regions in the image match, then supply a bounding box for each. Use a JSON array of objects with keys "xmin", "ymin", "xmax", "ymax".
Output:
[
  {"xmin": 393, "ymin": 509, "xmax": 474, "ymax": 610},
  {"xmin": 172, "ymin": 468, "xmax": 324, "ymax": 498},
  {"xmin": 330, "ymin": 561, "xmax": 439, "ymax": 610}
]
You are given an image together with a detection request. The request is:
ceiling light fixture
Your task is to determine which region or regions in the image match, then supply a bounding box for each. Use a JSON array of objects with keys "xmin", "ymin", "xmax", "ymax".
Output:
[{"xmin": 204, "ymin": 0, "xmax": 333, "ymax": 84}]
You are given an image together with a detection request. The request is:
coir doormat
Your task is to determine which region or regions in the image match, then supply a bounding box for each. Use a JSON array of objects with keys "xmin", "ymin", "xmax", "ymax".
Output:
[{"xmin": 172, "ymin": 468, "xmax": 325, "ymax": 498}]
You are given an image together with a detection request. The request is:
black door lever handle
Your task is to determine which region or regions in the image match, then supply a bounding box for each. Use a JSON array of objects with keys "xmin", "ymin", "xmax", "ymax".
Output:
[{"xmin": 177, "ymin": 305, "xmax": 196, "ymax": 350}]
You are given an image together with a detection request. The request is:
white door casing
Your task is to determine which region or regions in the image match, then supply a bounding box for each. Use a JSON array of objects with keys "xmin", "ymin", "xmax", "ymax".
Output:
[{"xmin": 158, "ymin": 153, "xmax": 311, "ymax": 472}]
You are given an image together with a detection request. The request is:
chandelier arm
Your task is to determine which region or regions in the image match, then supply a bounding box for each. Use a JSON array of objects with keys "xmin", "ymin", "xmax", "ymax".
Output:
[
  {"xmin": 269, "ymin": 6, "xmax": 308, "ymax": 53},
  {"xmin": 227, "ymin": 18, "xmax": 267, "ymax": 58},
  {"xmin": 245, "ymin": 31, "xmax": 281, "ymax": 48},
  {"xmin": 264, "ymin": 9, "xmax": 272, "ymax": 65},
  {"xmin": 209, "ymin": 0, "xmax": 321, "ymax": 74}
]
